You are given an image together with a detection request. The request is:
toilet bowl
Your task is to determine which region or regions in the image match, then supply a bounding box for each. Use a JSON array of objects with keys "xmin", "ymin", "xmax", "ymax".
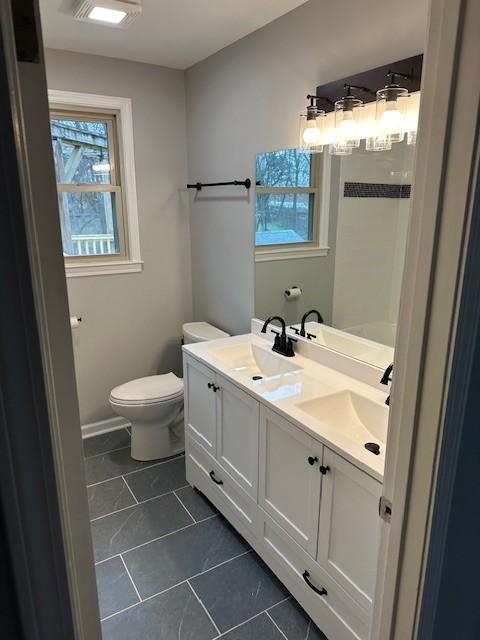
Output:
[{"xmin": 109, "ymin": 322, "xmax": 230, "ymax": 461}]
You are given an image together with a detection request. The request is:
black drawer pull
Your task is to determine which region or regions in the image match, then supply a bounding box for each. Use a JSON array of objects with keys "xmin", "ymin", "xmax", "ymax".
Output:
[
  {"xmin": 209, "ymin": 470, "xmax": 223, "ymax": 485},
  {"xmin": 207, "ymin": 382, "xmax": 214, "ymax": 389},
  {"xmin": 319, "ymin": 465, "xmax": 330, "ymax": 475},
  {"xmin": 308, "ymin": 456, "xmax": 318, "ymax": 466},
  {"xmin": 213, "ymin": 385, "xmax": 220, "ymax": 392},
  {"xmin": 302, "ymin": 570, "xmax": 327, "ymax": 596}
]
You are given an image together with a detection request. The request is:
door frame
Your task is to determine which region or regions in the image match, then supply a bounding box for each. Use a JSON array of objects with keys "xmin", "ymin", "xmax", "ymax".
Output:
[
  {"xmin": 3, "ymin": 0, "xmax": 480, "ymax": 638},
  {"xmin": 372, "ymin": 0, "xmax": 480, "ymax": 637},
  {"xmin": 0, "ymin": 3, "xmax": 102, "ymax": 639}
]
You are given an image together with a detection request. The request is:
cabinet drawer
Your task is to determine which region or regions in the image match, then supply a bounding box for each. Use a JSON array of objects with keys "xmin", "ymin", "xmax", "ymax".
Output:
[
  {"xmin": 258, "ymin": 508, "xmax": 369, "ymax": 640},
  {"xmin": 186, "ymin": 437, "xmax": 257, "ymax": 537}
]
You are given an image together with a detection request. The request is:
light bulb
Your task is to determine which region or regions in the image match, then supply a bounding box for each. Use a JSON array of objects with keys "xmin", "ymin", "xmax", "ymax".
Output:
[
  {"xmin": 338, "ymin": 111, "xmax": 357, "ymax": 140},
  {"xmin": 380, "ymin": 102, "xmax": 402, "ymax": 134},
  {"xmin": 302, "ymin": 120, "xmax": 322, "ymax": 145}
]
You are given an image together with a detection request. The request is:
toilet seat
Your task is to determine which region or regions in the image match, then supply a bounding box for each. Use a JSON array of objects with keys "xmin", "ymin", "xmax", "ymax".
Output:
[{"xmin": 110, "ymin": 373, "xmax": 184, "ymax": 406}]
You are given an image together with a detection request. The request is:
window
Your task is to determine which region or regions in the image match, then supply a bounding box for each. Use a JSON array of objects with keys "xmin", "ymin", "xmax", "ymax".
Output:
[
  {"xmin": 51, "ymin": 111, "xmax": 125, "ymax": 258},
  {"xmin": 48, "ymin": 91, "xmax": 141, "ymax": 277},
  {"xmin": 255, "ymin": 149, "xmax": 329, "ymax": 261}
]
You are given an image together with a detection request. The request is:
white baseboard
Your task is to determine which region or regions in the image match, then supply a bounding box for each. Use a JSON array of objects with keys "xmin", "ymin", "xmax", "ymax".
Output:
[{"xmin": 81, "ymin": 416, "xmax": 130, "ymax": 439}]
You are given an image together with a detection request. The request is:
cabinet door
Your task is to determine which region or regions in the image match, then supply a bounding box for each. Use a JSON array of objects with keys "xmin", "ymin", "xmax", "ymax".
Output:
[
  {"xmin": 184, "ymin": 356, "xmax": 217, "ymax": 456},
  {"xmin": 216, "ymin": 375, "xmax": 259, "ymax": 499},
  {"xmin": 259, "ymin": 406, "xmax": 323, "ymax": 557},
  {"xmin": 317, "ymin": 448, "xmax": 382, "ymax": 613}
]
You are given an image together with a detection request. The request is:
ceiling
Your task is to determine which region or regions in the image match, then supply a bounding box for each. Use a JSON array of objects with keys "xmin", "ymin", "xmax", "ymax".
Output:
[{"xmin": 39, "ymin": 0, "xmax": 309, "ymax": 69}]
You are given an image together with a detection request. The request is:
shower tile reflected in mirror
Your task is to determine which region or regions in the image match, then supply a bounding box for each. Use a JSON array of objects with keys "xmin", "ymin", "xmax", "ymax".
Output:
[{"xmin": 255, "ymin": 140, "xmax": 416, "ymax": 368}]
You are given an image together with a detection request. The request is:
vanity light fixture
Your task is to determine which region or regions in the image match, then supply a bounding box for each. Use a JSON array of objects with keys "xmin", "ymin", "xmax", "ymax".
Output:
[
  {"xmin": 331, "ymin": 84, "xmax": 377, "ymax": 155},
  {"xmin": 376, "ymin": 71, "xmax": 411, "ymax": 143},
  {"xmin": 74, "ymin": 0, "xmax": 142, "ymax": 27},
  {"xmin": 299, "ymin": 95, "xmax": 326, "ymax": 153},
  {"xmin": 334, "ymin": 86, "xmax": 362, "ymax": 150}
]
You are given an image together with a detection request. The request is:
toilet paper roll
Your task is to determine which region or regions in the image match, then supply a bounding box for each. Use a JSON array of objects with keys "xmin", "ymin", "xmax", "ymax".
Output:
[
  {"xmin": 284, "ymin": 286, "xmax": 302, "ymax": 300},
  {"xmin": 70, "ymin": 316, "xmax": 82, "ymax": 329}
]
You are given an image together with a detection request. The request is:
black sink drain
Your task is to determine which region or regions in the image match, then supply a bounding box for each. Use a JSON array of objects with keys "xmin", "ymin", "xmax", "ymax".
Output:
[{"xmin": 365, "ymin": 442, "xmax": 381, "ymax": 455}]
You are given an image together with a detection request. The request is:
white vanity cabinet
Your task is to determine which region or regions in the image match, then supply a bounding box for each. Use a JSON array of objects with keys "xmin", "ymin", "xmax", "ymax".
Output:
[
  {"xmin": 184, "ymin": 351, "xmax": 382, "ymax": 640},
  {"xmin": 259, "ymin": 406, "xmax": 323, "ymax": 557}
]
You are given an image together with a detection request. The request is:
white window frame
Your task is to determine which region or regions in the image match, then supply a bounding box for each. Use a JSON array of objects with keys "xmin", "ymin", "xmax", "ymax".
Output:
[
  {"xmin": 48, "ymin": 90, "xmax": 142, "ymax": 277},
  {"xmin": 255, "ymin": 152, "xmax": 330, "ymax": 263}
]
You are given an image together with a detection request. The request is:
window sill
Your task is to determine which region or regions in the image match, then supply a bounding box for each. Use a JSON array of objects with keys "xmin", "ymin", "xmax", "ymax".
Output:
[
  {"xmin": 255, "ymin": 246, "xmax": 330, "ymax": 262},
  {"xmin": 65, "ymin": 260, "xmax": 144, "ymax": 278}
]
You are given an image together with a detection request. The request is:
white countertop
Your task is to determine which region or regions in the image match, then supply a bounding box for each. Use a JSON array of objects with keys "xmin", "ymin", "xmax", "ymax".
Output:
[{"xmin": 183, "ymin": 333, "xmax": 387, "ymax": 482}]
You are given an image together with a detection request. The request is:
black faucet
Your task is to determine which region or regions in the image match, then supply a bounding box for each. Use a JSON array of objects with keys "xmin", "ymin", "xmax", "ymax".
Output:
[
  {"xmin": 299, "ymin": 309, "xmax": 324, "ymax": 339},
  {"xmin": 380, "ymin": 363, "xmax": 393, "ymax": 406},
  {"xmin": 261, "ymin": 316, "xmax": 296, "ymax": 357}
]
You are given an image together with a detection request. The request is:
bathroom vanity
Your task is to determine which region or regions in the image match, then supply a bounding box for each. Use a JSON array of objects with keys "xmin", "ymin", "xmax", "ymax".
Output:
[{"xmin": 183, "ymin": 331, "xmax": 388, "ymax": 640}]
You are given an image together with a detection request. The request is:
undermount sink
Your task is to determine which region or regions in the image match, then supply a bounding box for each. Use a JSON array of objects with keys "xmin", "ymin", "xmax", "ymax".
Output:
[
  {"xmin": 296, "ymin": 390, "xmax": 388, "ymax": 446},
  {"xmin": 210, "ymin": 342, "xmax": 302, "ymax": 378}
]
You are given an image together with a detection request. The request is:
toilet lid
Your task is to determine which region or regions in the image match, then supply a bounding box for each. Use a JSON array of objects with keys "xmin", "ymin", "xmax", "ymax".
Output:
[{"xmin": 110, "ymin": 374, "xmax": 184, "ymax": 405}]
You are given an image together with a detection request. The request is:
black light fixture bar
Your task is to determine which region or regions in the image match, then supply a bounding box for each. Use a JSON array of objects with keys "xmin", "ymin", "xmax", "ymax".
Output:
[
  {"xmin": 187, "ymin": 178, "xmax": 252, "ymax": 191},
  {"xmin": 315, "ymin": 54, "xmax": 423, "ymax": 112}
]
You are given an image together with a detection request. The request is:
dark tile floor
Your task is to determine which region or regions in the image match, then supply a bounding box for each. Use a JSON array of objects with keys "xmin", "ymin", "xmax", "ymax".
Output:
[{"xmin": 84, "ymin": 428, "xmax": 328, "ymax": 639}]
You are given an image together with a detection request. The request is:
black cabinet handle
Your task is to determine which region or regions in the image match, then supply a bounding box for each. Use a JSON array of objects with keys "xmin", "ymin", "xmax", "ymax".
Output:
[
  {"xmin": 308, "ymin": 456, "xmax": 318, "ymax": 466},
  {"xmin": 213, "ymin": 385, "xmax": 220, "ymax": 393},
  {"xmin": 302, "ymin": 571, "xmax": 327, "ymax": 596},
  {"xmin": 209, "ymin": 470, "xmax": 223, "ymax": 485},
  {"xmin": 319, "ymin": 465, "xmax": 330, "ymax": 475},
  {"xmin": 207, "ymin": 382, "xmax": 214, "ymax": 389}
]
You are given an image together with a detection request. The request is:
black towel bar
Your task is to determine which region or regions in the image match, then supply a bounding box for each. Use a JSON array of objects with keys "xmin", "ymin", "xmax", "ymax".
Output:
[{"xmin": 187, "ymin": 178, "xmax": 252, "ymax": 191}]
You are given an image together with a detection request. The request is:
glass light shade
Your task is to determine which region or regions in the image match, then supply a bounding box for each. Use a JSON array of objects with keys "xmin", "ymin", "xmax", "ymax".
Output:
[
  {"xmin": 365, "ymin": 136, "xmax": 392, "ymax": 151},
  {"xmin": 404, "ymin": 92, "xmax": 421, "ymax": 145},
  {"xmin": 376, "ymin": 86, "xmax": 408, "ymax": 143},
  {"xmin": 299, "ymin": 111, "xmax": 325, "ymax": 153},
  {"xmin": 329, "ymin": 141, "xmax": 353, "ymax": 156},
  {"xmin": 334, "ymin": 97, "xmax": 362, "ymax": 148}
]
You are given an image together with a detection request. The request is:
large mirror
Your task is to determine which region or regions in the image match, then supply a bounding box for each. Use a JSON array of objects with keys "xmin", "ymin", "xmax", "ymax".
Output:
[{"xmin": 255, "ymin": 140, "xmax": 415, "ymax": 368}]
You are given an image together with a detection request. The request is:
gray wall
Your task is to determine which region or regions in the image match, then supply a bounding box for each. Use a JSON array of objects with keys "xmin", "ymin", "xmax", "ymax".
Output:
[
  {"xmin": 185, "ymin": 0, "xmax": 428, "ymax": 335},
  {"xmin": 45, "ymin": 49, "xmax": 192, "ymax": 425}
]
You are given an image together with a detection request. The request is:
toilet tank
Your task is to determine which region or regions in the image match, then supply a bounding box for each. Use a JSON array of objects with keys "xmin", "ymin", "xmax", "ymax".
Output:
[{"xmin": 182, "ymin": 322, "xmax": 230, "ymax": 344}]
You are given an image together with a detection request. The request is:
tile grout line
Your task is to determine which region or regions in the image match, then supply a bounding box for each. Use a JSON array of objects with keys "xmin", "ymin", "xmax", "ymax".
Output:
[
  {"xmin": 94, "ymin": 513, "xmax": 220, "ymax": 565},
  {"xmin": 265, "ymin": 595, "xmax": 293, "ymax": 611},
  {"xmin": 119, "ymin": 554, "xmax": 142, "ymax": 603},
  {"xmin": 173, "ymin": 489, "xmax": 196, "ymax": 522},
  {"xmin": 210, "ymin": 596, "xmax": 293, "ymax": 640},
  {"xmin": 121, "ymin": 475, "xmax": 139, "ymax": 504},
  {"xmin": 187, "ymin": 580, "xmax": 221, "ymax": 636},
  {"xmin": 99, "ymin": 549, "xmax": 253, "ymax": 622},
  {"xmin": 86, "ymin": 454, "xmax": 185, "ymax": 488},
  {"xmin": 211, "ymin": 611, "xmax": 266, "ymax": 639},
  {"xmin": 83, "ymin": 444, "xmax": 131, "ymax": 461},
  {"xmin": 89, "ymin": 484, "xmax": 191, "ymax": 523},
  {"xmin": 265, "ymin": 610, "xmax": 289, "ymax": 640}
]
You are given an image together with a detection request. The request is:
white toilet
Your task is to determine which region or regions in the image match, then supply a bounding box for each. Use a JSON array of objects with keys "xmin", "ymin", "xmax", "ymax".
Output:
[{"xmin": 109, "ymin": 322, "xmax": 230, "ymax": 461}]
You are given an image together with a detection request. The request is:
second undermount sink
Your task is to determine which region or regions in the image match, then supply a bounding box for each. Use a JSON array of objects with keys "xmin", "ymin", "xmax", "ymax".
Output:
[
  {"xmin": 296, "ymin": 390, "xmax": 388, "ymax": 446},
  {"xmin": 210, "ymin": 342, "xmax": 302, "ymax": 378}
]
